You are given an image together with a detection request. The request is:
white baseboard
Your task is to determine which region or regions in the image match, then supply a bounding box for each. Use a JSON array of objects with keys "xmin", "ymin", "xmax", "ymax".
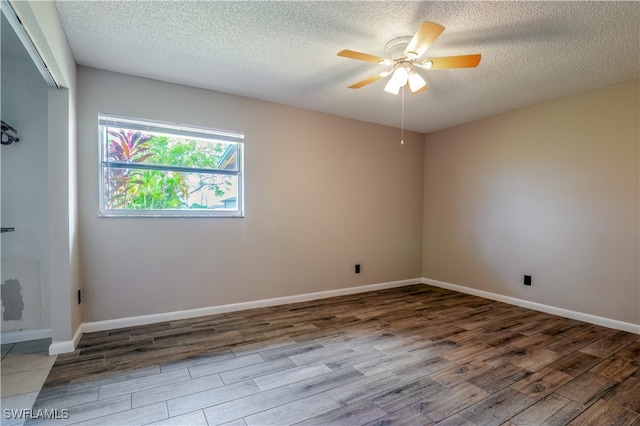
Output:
[
  {"xmin": 422, "ymin": 277, "xmax": 640, "ymax": 335},
  {"xmin": 1, "ymin": 328, "xmax": 51, "ymax": 344},
  {"xmin": 81, "ymin": 278, "xmax": 421, "ymax": 334},
  {"xmin": 49, "ymin": 323, "xmax": 84, "ymax": 355}
]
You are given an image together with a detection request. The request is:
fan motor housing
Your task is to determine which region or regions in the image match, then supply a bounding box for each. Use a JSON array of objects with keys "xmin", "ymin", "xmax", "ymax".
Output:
[{"xmin": 385, "ymin": 36, "xmax": 413, "ymax": 61}]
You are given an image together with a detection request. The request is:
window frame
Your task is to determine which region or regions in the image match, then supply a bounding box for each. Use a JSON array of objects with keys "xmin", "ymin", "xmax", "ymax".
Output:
[{"xmin": 98, "ymin": 114, "xmax": 244, "ymax": 218}]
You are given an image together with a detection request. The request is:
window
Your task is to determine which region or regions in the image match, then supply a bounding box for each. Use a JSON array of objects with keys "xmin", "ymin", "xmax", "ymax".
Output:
[{"xmin": 99, "ymin": 114, "xmax": 244, "ymax": 217}]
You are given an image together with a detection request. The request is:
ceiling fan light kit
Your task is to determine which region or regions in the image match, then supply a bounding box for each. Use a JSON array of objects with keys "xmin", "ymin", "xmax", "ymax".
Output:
[
  {"xmin": 408, "ymin": 71, "xmax": 427, "ymax": 92},
  {"xmin": 384, "ymin": 65, "xmax": 408, "ymax": 94},
  {"xmin": 338, "ymin": 21, "xmax": 481, "ymax": 95},
  {"xmin": 384, "ymin": 79, "xmax": 401, "ymax": 95}
]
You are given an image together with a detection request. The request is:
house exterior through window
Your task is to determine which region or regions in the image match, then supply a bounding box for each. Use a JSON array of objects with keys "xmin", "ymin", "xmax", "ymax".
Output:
[{"xmin": 99, "ymin": 114, "xmax": 244, "ymax": 217}]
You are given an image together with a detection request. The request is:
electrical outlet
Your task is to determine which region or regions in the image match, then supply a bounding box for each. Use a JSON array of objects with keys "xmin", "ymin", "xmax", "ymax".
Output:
[
  {"xmin": 524, "ymin": 275, "xmax": 532, "ymax": 286},
  {"xmin": 355, "ymin": 264, "xmax": 361, "ymax": 274}
]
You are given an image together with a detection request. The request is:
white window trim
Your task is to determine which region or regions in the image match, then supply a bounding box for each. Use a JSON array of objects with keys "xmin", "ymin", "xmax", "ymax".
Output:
[{"xmin": 98, "ymin": 114, "xmax": 244, "ymax": 218}]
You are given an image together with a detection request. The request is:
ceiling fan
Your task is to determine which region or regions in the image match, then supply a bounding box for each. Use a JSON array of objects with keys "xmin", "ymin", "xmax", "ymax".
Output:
[{"xmin": 338, "ymin": 21, "xmax": 481, "ymax": 95}]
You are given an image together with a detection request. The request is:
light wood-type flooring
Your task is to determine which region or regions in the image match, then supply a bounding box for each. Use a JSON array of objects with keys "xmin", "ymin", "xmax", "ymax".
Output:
[
  {"xmin": 1, "ymin": 338, "xmax": 57, "ymax": 426},
  {"xmin": 28, "ymin": 285, "xmax": 640, "ymax": 425}
]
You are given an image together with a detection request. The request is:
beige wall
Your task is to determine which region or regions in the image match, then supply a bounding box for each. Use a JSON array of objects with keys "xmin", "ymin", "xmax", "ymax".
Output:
[
  {"xmin": 77, "ymin": 67, "xmax": 424, "ymax": 323},
  {"xmin": 423, "ymin": 78, "xmax": 640, "ymax": 325}
]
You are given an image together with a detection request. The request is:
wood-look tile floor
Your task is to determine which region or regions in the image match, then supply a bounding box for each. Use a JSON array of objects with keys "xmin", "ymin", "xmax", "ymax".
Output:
[{"xmin": 28, "ymin": 285, "xmax": 640, "ymax": 425}]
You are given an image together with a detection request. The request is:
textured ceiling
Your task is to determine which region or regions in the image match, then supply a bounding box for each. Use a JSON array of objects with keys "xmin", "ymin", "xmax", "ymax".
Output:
[{"xmin": 54, "ymin": 1, "xmax": 639, "ymax": 134}]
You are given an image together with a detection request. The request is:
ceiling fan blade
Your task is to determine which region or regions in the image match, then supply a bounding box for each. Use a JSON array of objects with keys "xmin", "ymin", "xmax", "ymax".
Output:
[
  {"xmin": 425, "ymin": 54, "xmax": 482, "ymax": 70},
  {"xmin": 348, "ymin": 73, "xmax": 385, "ymax": 89},
  {"xmin": 338, "ymin": 49, "xmax": 387, "ymax": 64},
  {"xmin": 404, "ymin": 22, "xmax": 445, "ymax": 58}
]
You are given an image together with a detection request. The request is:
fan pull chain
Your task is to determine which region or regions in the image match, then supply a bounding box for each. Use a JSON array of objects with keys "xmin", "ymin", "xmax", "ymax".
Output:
[{"xmin": 400, "ymin": 86, "xmax": 405, "ymax": 145}]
